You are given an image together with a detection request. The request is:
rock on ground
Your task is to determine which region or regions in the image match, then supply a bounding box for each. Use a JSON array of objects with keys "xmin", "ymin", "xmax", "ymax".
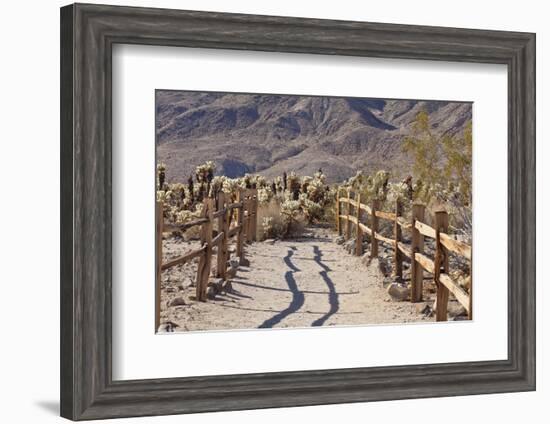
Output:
[
  {"xmin": 168, "ymin": 297, "xmax": 187, "ymax": 307},
  {"xmin": 387, "ymin": 282, "xmax": 410, "ymax": 301}
]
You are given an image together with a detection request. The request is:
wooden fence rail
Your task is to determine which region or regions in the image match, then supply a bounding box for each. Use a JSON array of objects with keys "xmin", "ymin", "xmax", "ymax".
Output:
[
  {"xmin": 336, "ymin": 188, "xmax": 472, "ymax": 322},
  {"xmin": 155, "ymin": 189, "xmax": 258, "ymax": 329}
]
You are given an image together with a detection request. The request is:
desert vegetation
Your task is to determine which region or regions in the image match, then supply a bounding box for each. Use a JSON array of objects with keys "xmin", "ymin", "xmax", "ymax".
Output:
[
  {"xmin": 157, "ymin": 111, "xmax": 472, "ymax": 243},
  {"xmin": 156, "ymin": 97, "xmax": 474, "ymax": 331},
  {"xmin": 157, "ymin": 161, "xmax": 336, "ymax": 241}
]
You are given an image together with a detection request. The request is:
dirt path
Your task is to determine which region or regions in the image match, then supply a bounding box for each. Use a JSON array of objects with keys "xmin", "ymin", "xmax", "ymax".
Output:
[{"xmin": 160, "ymin": 226, "xmax": 430, "ymax": 332}]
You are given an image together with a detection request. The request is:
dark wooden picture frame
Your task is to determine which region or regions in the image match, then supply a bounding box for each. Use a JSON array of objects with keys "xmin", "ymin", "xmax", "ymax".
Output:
[{"xmin": 60, "ymin": 3, "xmax": 536, "ymax": 420}]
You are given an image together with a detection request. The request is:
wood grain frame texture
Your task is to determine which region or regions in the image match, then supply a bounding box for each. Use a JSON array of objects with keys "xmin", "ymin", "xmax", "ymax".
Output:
[{"xmin": 60, "ymin": 3, "xmax": 536, "ymax": 421}]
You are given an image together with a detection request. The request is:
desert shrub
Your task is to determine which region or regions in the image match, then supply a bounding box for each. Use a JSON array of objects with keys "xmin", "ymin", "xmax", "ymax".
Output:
[
  {"xmin": 306, "ymin": 171, "xmax": 327, "ymax": 203},
  {"xmin": 301, "ymin": 197, "xmax": 323, "ymax": 223},
  {"xmin": 256, "ymin": 199, "xmax": 284, "ymax": 240},
  {"xmin": 403, "ymin": 110, "xmax": 472, "ymax": 206},
  {"xmin": 261, "ymin": 217, "xmax": 280, "ymax": 240},
  {"xmin": 442, "ymin": 121, "xmax": 472, "ymax": 205},
  {"xmin": 280, "ymin": 199, "xmax": 301, "ymax": 236}
]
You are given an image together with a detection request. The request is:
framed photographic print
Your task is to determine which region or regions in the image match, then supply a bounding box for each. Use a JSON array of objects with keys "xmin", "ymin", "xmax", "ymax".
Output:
[{"xmin": 60, "ymin": 3, "xmax": 536, "ymax": 420}]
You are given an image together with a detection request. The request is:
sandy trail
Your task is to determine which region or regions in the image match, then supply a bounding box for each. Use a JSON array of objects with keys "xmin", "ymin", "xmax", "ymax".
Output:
[{"xmin": 160, "ymin": 226, "xmax": 429, "ymax": 332}]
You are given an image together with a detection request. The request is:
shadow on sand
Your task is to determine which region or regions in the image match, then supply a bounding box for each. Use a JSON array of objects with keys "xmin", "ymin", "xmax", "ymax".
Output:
[
  {"xmin": 311, "ymin": 245, "xmax": 339, "ymax": 326},
  {"xmin": 258, "ymin": 247, "xmax": 304, "ymax": 328}
]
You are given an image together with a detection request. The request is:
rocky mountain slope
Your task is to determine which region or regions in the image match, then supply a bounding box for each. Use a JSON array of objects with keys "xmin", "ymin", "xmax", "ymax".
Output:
[{"xmin": 156, "ymin": 90, "xmax": 472, "ymax": 183}]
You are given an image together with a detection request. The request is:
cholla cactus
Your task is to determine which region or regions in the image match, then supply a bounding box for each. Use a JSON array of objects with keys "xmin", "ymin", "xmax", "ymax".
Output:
[
  {"xmin": 273, "ymin": 176, "xmax": 283, "ymax": 193},
  {"xmin": 181, "ymin": 195, "xmax": 192, "ymax": 209},
  {"xmin": 168, "ymin": 183, "xmax": 186, "ymax": 206},
  {"xmin": 208, "ymin": 175, "xmax": 225, "ymax": 197},
  {"xmin": 253, "ymin": 175, "xmax": 268, "ymax": 188},
  {"xmin": 156, "ymin": 189, "xmax": 172, "ymax": 207},
  {"xmin": 157, "ymin": 163, "xmax": 166, "ymax": 190},
  {"xmin": 300, "ymin": 176, "xmax": 312, "ymax": 194},
  {"xmin": 371, "ymin": 170, "xmax": 390, "ymax": 200},
  {"xmin": 344, "ymin": 170, "xmax": 366, "ymax": 190},
  {"xmin": 187, "ymin": 175, "xmax": 194, "ymax": 203},
  {"xmin": 193, "ymin": 202, "xmax": 203, "ymax": 216},
  {"xmin": 286, "ymin": 172, "xmax": 300, "ymax": 200},
  {"xmin": 280, "ymin": 199, "xmax": 301, "ymax": 234},
  {"xmin": 241, "ymin": 173, "xmax": 253, "ymax": 189},
  {"xmin": 386, "ymin": 182, "xmax": 410, "ymax": 203},
  {"xmin": 261, "ymin": 216, "xmax": 277, "ymax": 239},
  {"xmin": 173, "ymin": 209, "xmax": 195, "ymax": 225},
  {"xmin": 257, "ymin": 186, "xmax": 273, "ymax": 204},
  {"xmin": 302, "ymin": 198, "xmax": 323, "ymax": 223},
  {"xmin": 195, "ymin": 161, "xmax": 215, "ymax": 183},
  {"xmin": 343, "ymin": 169, "xmax": 390, "ymax": 204},
  {"xmin": 306, "ymin": 175, "xmax": 326, "ymax": 204},
  {"xmin": 157, "ymin": 162, "xmax": 336, "ymax": 233},
  {"xmin": 222, "ymin": 177, "xmax": 239, "ymax": 197}
]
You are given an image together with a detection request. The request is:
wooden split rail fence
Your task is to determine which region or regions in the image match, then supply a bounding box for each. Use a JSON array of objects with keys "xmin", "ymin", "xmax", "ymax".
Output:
[
  {"xmin": 336, "ymin": 189, "xmax": 472, "ymax": 321},
  {"xmin": 155, "ymin": 189, "xmax": 258, "ymax": 329}
]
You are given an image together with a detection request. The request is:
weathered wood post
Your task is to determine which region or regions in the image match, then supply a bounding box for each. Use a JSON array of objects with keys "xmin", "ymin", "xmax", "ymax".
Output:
[
  {"xmin": 355, "ymin": 192, "xmax": 363, "ymax": 256},
  {"xmin": 434, "ymin": 209, "xmax": 450, "ymax": 321},
  {"xmin": 371, "ymin": 199, "xmax": 380, "ymax": 258},
  {"xmin": 336, "ymin": 189, "xmax": 341, "ymax": 235},
  {"xmin": 345, "ymin": 190, "xmax": 351, "ymax": 240},
  {"xmin": 252, "ymin": 188, "xmax": 258, "ymax": 242},
  {"xmin": 410, "ymin": 203, "xmax": 425, "ymax": 302},
  {"xmin": 225, "ymin": 200, "xmax": 231, "ymax": 260},
  {"xmin": 236, "ymin": 190, "xmax": 245, "ymax": 265},
  {"xmin": 195, "ymin": 198, "xmax": 207, "ymax": 299},
  {"xmin": 394, "ymin": 199, "xmax": 403, "ymax": 279},
  {"xmin": 196, "ymin": 198, "xmax": 213, "ymax": 301},
  {"xmin": 203, "ymin": 198, "xmax": 214, "ymax": 300},
  {"xmin": 216, "ymin": 192, "xmax": 227, "ymax": 279},
  {"xmin": 245, "ymin": 190, "xmax": 253, "ymax": 244},
  {"xmin": 155, "ymin": 201, "xmax": 163, "ymax": 331}
]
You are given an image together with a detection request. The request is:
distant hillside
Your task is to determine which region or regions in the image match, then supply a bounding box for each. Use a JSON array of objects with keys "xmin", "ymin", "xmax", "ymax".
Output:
[{"xmin": 156, "ymin": 90, "xmax": 472, "ymax": 183}]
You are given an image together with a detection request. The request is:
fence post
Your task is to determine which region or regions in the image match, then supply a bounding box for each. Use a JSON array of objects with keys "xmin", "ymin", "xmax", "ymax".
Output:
[
  {"xmin": 336, "ymin": 189, "xmax": 341, "ymax": 235},
  {"xmin": 245, "ymin": 190, "xmax": 253, "ymax": 244},
  {"xmin": 202, "ymin": 198, "xmax": 214, "ymax": 300},
  {"xmin": 355, "ymin": 192, "xmax": 362, "ymax": 256},
  {"xmin": 216, "ymin": 192, "xmax": 227, "ymax": 279},
  {"xmin": 236, "ymin": 190, "xmax": 245, "ymax": 265},
  {"xmin": 434, "ymin": 209, "xmax": 450, "ymax": 321},
  {"xmin": 410, "ymin": 203, "xmax": 425, "ymax": 302},
  {"xmin": 225, "ymin": 199, "xmax": 231, "ymax": 260},
  {"xmin": 196, "ymin": 198, "xmax": 213, "ymax": 301},
  {"xmin": 252, "ymin": 189, "xmax": 258, "ymax": 242},
  {"xmin": 345, "ymin": 190, "xmax": 351, "ymax": 240},
  {"xmin": 394, "ymin": 199, "xmax": 403, "ymax": 279},
  {"xmin": 371, "ymin": 199, "xmax": 380, "ymax": 258},
  {"xmin": 195, "ymin": 199, "xmax": 207, "ymax": 299},
  {"xmin": 155, "ymin": 201, "xmax": 163, "ymax": 331}
]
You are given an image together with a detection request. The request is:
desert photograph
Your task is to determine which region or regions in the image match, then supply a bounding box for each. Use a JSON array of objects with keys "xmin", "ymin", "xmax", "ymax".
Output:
[{"xmin": 155, "ymin": 90, "xmax": 473, "ymax": 333}]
